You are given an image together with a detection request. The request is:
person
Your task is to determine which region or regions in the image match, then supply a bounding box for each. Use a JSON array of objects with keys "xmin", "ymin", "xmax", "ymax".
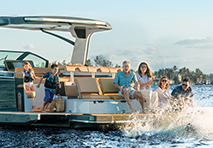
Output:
[
  {"xmin": 36, "ymin": 64, "xmax": 61, "ymax": 112},
  {"xmin": 113, "ymin": 60, "xmax": 145, "ymax": 113},
  {"xmin": 154, "ymin": 76, "xmax": 171, "ymax": 110},
  {"xmin": 136, "ymin": 62, "xmax": 153, "ymax": 90},
  {"xmin": 170, "ymin": 78, "xmax": 193, "ymax": 111},
  {"xmin": 22, "ymin": 61, "xmax": 39, "ymax": 94}
]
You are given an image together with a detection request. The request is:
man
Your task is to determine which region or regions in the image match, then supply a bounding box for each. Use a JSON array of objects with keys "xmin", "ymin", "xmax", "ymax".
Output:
[
  {"xmin": 170, "ymin": 78, "xmax": 194, "ymax": 111},
  {"xmin": 113, "ymin": 60, "xmax": 145, "ymax": 113}
]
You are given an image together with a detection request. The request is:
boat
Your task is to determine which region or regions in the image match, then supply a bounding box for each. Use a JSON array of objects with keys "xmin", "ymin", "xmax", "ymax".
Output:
[{"xmin": 0, "ymin": 16, "xmax": 150, "ymax": 128}]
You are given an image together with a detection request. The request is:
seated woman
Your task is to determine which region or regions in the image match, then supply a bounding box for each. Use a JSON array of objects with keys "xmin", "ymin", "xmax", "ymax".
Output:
[
  {"xmin": 22, "ymin": 61, "xmax": 39, "ymax": 98},
  {"xmin": 136, "ymin": 62, "xmax": 157, "ymax": 113},
  {"xmin": 136, "ymin": 62, "xmax": 153, "ymax": 90},
  {"xmin": 154, "ymin": 76, "xmax": 171, "ymax": 110}
]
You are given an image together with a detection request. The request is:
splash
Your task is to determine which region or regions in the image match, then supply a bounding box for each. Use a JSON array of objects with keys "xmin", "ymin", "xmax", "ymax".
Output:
[{"xmin": 120, "ymin": 107, "xmax": 213, "ymax": 139}]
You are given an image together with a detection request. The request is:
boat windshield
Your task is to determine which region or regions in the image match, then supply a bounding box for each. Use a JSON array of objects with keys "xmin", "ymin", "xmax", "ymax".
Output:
[{"xmin": 0, "ymin": 50, "xmax": 48, "ymax": 71}]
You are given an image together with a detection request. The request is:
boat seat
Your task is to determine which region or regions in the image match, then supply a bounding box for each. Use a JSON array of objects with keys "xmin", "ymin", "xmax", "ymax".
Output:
[
  {"xmin": 64, "ymin": 85, "xmax": 79, "ymax": 99},
  {"xmin": 33, "ymin": 67, "xmax": 52, "ymax": 77},
  {"xmin": 26, "ymin": 91, "xmax": 36, "ymax": 98},
  {"xmin": 74, "ymin": 78, "xmax": 110, "ymax": 99},
  {"xmin": 98, "ymin": 78, "xmax": 125, "ymax": 99}
]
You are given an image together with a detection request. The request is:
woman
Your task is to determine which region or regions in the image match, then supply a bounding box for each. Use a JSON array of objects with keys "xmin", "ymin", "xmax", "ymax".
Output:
[
  {"xmin": 136, "ymin": 62, "xmax": 153, "ymax": 90},
  {"xmin": 22, "ymin": 61, "xmax": 39, "ymax": 95},
  {"xmin": 154, "ymin": 76, "xmax": 171, "ymax": 109}
]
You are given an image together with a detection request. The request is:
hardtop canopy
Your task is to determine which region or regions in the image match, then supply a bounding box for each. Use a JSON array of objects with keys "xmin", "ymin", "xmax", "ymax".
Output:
[{"xmin": 0, "ymin": 16, "xmax": 112, "ymax": 65}]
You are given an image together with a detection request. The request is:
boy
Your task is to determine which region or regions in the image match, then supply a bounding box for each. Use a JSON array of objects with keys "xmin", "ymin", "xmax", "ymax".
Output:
[{"xmin": 36, "ymin": 64, "xmax": 61, "ymax": 112}]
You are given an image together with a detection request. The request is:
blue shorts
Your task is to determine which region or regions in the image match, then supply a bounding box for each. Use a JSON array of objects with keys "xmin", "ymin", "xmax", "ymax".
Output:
[{"xmin": 44, "ymin": 88, "xmax": 55, "ymax": 103}]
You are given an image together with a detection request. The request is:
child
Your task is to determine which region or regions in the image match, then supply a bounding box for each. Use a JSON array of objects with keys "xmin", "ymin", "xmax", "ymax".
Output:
[
  {"xmin": 22, "ymin": 61, "xmax": 39, "ymax": 94},
  {"xmin": 36, "ymin": 64, "xmax": 61, "ymax": 112}
]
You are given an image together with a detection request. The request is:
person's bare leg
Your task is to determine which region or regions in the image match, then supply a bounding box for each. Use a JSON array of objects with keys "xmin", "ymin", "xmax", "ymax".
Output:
[
  {"xmin": 30, "ymin": 85, "xmax": 36, "ymax": 98},
  {"xmin": 25, "ymin": 85, "xmax": 31, "ymax": 92},
  {"xmin": 134, "ymin": 90, "xmax": 145, "ymax": 113},
  {"xmin": 43, "ymin": 102, "xmax": 50, "ymax": 111},
  {"xmin": 123, "ymin": 88, "xmax": 137, "ymax": 112},
  {"xmin": 41, "ymin": 101, "xmax": 48, "ymax": 112}
]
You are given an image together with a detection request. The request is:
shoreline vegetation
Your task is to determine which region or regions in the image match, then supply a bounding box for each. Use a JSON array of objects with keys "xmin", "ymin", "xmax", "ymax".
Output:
[{"xmin": 50, "ymin": 55, "xmax": 211, "ymax": 85}]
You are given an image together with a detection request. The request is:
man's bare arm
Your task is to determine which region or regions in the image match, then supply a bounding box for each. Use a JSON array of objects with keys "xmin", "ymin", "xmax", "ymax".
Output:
[{"xmin": 113, "ymin": 83, "xmax": 122, "ymax": 90}]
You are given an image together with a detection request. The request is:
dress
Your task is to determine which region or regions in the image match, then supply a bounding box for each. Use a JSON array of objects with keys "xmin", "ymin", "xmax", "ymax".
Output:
[
  {"xmin": 136, "ymin": 73, "xmax": 151, "ymax": 90},
  {"xmin": 154, "ymin": 87, "xmax": 171, "ymax": 108}
]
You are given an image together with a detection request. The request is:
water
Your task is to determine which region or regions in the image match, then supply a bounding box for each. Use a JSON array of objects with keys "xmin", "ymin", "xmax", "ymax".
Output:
[{"xmin": 1, "ymin": 85, "xmax": 213, "ymax": 147}]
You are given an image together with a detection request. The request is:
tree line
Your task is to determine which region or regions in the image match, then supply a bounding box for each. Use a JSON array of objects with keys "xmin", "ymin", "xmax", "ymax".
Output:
[{"xmin": 153, "ymin": 66, "xmax": 207, "ymax": 84}]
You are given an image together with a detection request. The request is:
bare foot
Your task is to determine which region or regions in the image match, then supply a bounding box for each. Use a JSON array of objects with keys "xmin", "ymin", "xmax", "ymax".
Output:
[
  {"xmin": 142, "ymin": 110, "xmax": 146, "ymax": 114},
  {"xmin": 130, "ymin": 108, "xmax": 137, "ymax": 113}
]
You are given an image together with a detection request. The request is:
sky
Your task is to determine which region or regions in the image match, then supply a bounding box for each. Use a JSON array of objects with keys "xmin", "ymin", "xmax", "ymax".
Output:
[{"xmin": 1, "ymin": 0, "xmax": 213, "ymax": 74}]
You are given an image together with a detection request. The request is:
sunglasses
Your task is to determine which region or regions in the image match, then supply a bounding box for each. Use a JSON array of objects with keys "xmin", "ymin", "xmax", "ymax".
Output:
[
  {"xmin": 141, "ymin": 66, "xmax": 147, "ymax": 68},
  {"xmin": 182, "ymin": 84, "xmax": 188, "ymax": 87},
  {"xmin": 161, "ymin": 80, "xmax": 167, "ymax": 82}
]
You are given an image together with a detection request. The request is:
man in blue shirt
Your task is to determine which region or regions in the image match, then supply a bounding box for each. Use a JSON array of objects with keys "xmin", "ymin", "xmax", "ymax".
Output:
[
  {"xmin": 170, "ymin": 78, "xmax": 194, "ymax": 111},
  {"xmin": 113, "ymin": 60, "xmax": 145, "ymax": 113}
]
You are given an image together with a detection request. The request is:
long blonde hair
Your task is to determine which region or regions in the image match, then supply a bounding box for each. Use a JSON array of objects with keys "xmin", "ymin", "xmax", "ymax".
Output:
[
  {"xmin": 137, "ymin": 62, "xmax": 152, "ymax": 78},
  {"xmin": 158, "ymin": 76, "xmax": 169, "ymax": 90},
  {"xmin": 22, "ymin": 61, "xmax": 32, "ymax": 70}
]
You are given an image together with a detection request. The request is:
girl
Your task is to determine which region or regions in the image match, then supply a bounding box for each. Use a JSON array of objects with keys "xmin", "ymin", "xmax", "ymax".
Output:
[
  {"xmin": 22, "ymin": 61, "xmax": 39, "ymax": 95},
  {"xmin": 136, "ymin": 62, "xmax": 153, "ymax": 90}
]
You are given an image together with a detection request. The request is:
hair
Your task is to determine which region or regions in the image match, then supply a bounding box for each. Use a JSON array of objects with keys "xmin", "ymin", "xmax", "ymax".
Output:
[
  {"xmin": 158, "ymin": 76, "xmax": 169, "ymax": 90},
  {"xmin": 22, "ymin": 61, "xmax": 32, "ymax": 70},
  {"xmin": 137, "ymin": 62, "xmax": 152, "ymax": 78},
  {"xmin": 51, "ymin": 63, "xmax": 58, "ymax": 69},
  {"xmin": 183, "ymin": 78, "xmax": 190, "ymax": 84},
  {"xmin": 122, "ymin": 60, "xmax": 130, "ymax": 65}
]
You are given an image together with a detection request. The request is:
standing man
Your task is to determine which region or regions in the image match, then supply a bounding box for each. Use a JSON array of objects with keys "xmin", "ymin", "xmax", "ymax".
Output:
[
  {"xmin": 113, "ymin": 60, "xmax": 145, "ymax": 113},
  {"xmin": 170, "ymin": 78, "xmax": 194, "ymax": 111}
]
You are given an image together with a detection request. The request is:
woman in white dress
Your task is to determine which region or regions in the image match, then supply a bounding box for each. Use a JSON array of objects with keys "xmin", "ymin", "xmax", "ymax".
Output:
[
  {"xmin": 154, "ymin": 76, "xmax": 171, "ymax": 109},
  {"xmin": 136, "ymin": 62, "xmax": 157, "ymax": 113},
  {"xmin": 136, "ymin": 62, "xmax": 153, "ymax": 90}
]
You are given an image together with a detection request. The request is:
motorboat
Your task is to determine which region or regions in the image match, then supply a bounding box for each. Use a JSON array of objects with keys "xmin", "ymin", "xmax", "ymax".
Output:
[{"xmin": 0, "ymin": 16, "xmax": 150, "ymax": 128}]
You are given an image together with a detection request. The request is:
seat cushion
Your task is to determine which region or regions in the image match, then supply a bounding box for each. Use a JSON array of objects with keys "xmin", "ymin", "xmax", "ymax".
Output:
[
  {"xmin": 75, "ymin": 78, "xmax": 99, "ymax": 93},
  {"xmin": 98, "ymin": 78, "xmax": 118, "ymax": 93}
]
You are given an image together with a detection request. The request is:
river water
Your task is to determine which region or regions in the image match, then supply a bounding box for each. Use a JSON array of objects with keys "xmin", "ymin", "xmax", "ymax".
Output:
[{"xmin": 0, "ymin": 85, "xmax": 213, "ymax": 148}]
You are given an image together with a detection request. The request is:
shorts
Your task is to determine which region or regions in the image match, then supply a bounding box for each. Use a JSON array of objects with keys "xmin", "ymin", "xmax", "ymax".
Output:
[
  {"xmin": 44, "ymin": 88, "xmax": 55, "ymax": 103},
  {"xmin": 24, "ymin": 82, "xmax": 33, "ymax": 87},
  {"xmin": 119, "ymin": 89, "xmax": 136, "ymax": 99}
]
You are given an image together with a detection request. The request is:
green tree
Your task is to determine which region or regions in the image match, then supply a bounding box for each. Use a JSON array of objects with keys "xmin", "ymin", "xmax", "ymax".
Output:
[
  {"xmin": 94, "ymin": 55, "xmax": 113, "ymax": 67},
  {"xmin": 85, "ymin": 59, "xmax": 93, "ymax": 66}
]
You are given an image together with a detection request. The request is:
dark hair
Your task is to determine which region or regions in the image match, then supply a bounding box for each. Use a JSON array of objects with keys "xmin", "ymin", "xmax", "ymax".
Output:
[
  {"xmin": 158, "ymin": 76, "xmax": 169, "ymax": 90},
  {"xmin": 183, "ymin": 78, "xmax": 190, "ymax": 84},
  {"xmin": 137, "ymin": 62, "xmax": 152, "ymax": 78},
  {"xmin": 51, "ymin": 63, "xmax": 58, "ymax": 69}
]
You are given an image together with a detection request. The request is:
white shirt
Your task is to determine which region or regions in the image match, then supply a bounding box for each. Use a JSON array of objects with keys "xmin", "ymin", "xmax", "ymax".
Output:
[
  {"xmin": 154, "ymin": 87, "xmax": 171, "ymax": 108},
  {"xmin": 136, "ymin": 73, "xmax": 151, "ymax": 90}
]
